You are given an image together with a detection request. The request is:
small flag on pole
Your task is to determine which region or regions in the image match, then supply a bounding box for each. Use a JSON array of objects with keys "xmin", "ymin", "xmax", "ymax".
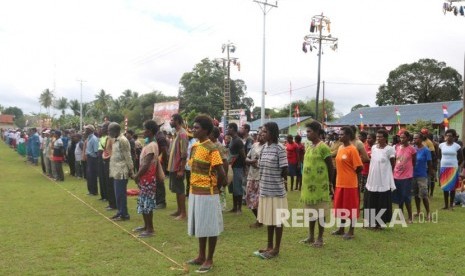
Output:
[
  {"xmin": 359, "ymin": 112, "xmax": 364, "ymax": 130},
  {"xmin": 443, "ymin": 105, "xmax": 449, "ymax": 130},
  {"xmin": 395, "ymin": 107, "xmax": 401, "ymax": 130}
]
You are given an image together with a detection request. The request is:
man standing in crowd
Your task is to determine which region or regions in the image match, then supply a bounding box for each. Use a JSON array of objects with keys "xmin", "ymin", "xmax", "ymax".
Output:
[
  {"xmin": 286, "ymin": 134, "xmax": 299, "ymax": 191},
  {"xmin": 241, "ymin": 123, "xmax": 254, "ymax": 204},
  {"xmin": 85, "ymin": 125, "xmax": 99, "ymax": 196},
  {"xmin": 168, "ymin": 114, "xmax": 189, "ymax": 220},
  {"xmin": 125, "ymin": 130, "xmax": 137, "ymax": 173},
  {"xmin": 103, "ymin": 126, "xmax": 116, "ymax": 211},
  {"xmin": 108, "ymin": 122, "xmax": 133, "ymax": 221},
  {"xmin": 98, "ymin": 123, "xmax": 109, "ymax": 201},
  {"xmin": 154, "ymin": 117, "xmax": 169, "ymax": 209},
  {"xmin": 227, "ymin": 122, "xmax": 246, "ymax": 214},
  {"xmin": 67, "ymin": 130, "xmax": 77, "ymax": 177},
  {"xmin": 29, "ymin": 128, "xmax": 41, "ymax": 166}
]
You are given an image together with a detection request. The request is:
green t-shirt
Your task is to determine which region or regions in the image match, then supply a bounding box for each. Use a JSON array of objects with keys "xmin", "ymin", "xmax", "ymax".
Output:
[{"xmin": 301, "ymin": 141, "xmax": 331, "ymax": 205}]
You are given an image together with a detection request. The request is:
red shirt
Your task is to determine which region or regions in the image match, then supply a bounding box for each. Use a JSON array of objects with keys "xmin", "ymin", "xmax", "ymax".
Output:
[
  {"xmin": 286, "ymin": 142, "xmax": 298, "ymax": 165},
  {"xmin": 361, "ymin": 142, "xmax": 372, "ymax": 176}
]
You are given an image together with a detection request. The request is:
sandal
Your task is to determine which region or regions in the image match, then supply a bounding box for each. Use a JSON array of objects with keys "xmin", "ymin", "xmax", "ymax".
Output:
[
  {"xmin": 311, "ymin": 240, "xmax": 324, "ymax": 248},
  {"xmin": 253, "ymin": 248, "xmax": 271, "ymax": 257},
  {"xmin": 299, "ymin": 238, "xmax": 314, "ymax": 244},
  {"xmin": 138, "ymin": 231, "xmax": 154, "ymax": 238},
  {"xmin": 331, "ymin": 230, "xmax": 344, "ymax": 236},
  {"xmin": 186, "ymin": 259, "xmax": 204, "ymax": 265},
  {"xmin": 195, "ymin": 265, "xmax": 212, "ymax": 273},
  {"xmin": 342, "ymin": 234, "xmax": 354, "ymax": 240},
  {"xmin": 259, "ymin": 251, "xmax": 279, "ymax": 260},
  {"xmin": 132, "ymin": 226, "xmax": 145, "ymax": 232}
]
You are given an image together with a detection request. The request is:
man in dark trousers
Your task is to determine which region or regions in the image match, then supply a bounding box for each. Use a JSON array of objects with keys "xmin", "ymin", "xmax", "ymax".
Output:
[
  {"xmin": 154, "ymin": 117, "xmax": 169, "ymax": 209},
  {"xmin": 85, "ymin": 125, "xmax": 99, "ymax": 195}
]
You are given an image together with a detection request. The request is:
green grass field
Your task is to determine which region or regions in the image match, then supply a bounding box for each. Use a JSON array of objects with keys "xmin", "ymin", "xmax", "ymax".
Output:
[{"xmin": 1, "ymin": 141, "xmax": 464, "ymax": 275}]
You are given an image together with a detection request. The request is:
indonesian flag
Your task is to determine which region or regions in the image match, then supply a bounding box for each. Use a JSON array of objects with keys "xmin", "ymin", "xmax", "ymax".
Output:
[
  {"xmin": 395, "ymin": 107, "xmax": 401, "ymax": 125},
  {"xmin": 294, "ymin": 105, "xmax": 300, "ymax": 126},
  {"xmin": 443, "ymin": 105, "xmax": 449, "ymax": 130}
]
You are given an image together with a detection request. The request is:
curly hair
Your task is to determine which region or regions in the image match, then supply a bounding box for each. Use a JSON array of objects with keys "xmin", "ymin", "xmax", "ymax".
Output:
[
  {"xmin": 194, "ymin": 115, "xmax": 214, "ymax": 135},
  {"xmin": 144, "ymin": 120, "xmax": 159, "ymax": 136},
  {"xmin": 263, "ymin": 122, "xmax": 279, "ymax": 143}
]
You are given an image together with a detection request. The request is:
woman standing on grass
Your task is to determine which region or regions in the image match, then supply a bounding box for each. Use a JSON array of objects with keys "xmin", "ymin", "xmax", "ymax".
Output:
[
  {"xmin": 255, "ymin": 122, "xmax": 288, "ymax": 259},
  {"xmin": 412, "ymin": 133, "xmax": 433, "ymax": 219},
  {"xmin": 393, "ymin": 131, "xmax": 416, "ymax": 223},
  {"xmin": 133, "ymin": 120, "xmax": 159, "ymax": 237},
  {"xmin": 438, "ymin": 129, "xmax": 463, "ymax": 210},
  {"xmin": 364, "ymin": 129, "xmax": 396, "ymax": 229},
  {"xmin": 245, "ymin": 129, "xmax": 265, "ymax": 228},
  {"xmin": 186, "ymin": 115, "xmax": 225, "ymax": 273},
  {"xmin": 332, "ymin": 126, "xmax": 363, "ymax": 240},
  {"xmin": 299, "ymin": 121, "xmax": 333, "ymax": 248}
]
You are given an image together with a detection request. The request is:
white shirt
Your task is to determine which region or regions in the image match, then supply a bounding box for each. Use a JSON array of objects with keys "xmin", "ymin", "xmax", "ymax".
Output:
[
  {"xmin": 366, "ymin": 145, "xmax": 396, "ymax": 192},
  {"xmin": 439, "ymin": 142, "xmax": 461, "ymax": 167}
]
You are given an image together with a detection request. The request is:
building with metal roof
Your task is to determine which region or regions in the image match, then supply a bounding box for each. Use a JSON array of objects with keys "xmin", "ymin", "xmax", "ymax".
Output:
[
  {"xmin": 248, "ymin": 116, "xmax": 313, "ymax": 135},
  {"xmin": 328, "ymin": 100, "xmax": 463, "ymax": 135}
]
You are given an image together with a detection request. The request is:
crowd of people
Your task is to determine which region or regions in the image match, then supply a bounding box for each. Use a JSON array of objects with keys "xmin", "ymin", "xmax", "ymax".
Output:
[{"xmin": 2, "ymin": 116, "xmax": 465, "ymax": 273}]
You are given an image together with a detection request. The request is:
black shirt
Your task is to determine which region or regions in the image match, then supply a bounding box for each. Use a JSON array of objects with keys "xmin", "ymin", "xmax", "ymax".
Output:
[{"xmin": 230, "ymin": 136, "xmax": 245, "ymax": 168}]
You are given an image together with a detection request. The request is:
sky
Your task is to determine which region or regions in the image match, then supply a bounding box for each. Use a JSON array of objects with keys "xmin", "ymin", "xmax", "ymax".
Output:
[{"xmin": 0, "ymin": 0, "xmax": 464, "ymax": 118}]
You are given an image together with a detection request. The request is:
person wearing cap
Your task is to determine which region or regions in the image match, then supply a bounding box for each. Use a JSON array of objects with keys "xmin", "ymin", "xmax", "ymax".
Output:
[
  {"xmin": 108, "ymin": 122, "xmax": 133, "ymax": 221},
  {"xmin": 154, "ymin": 117, "xmax": 169, "ymax": 210},
  {"xmin": 52, "ymin": 130, "xmax": 65, "ymax": 181},
  {"xmin": 168, "ymin": 114, "xmax": 189, "ymax": 220},
  {"xmin": 85, "ymin": 125, "xmax": 99, "ymax": 195}
]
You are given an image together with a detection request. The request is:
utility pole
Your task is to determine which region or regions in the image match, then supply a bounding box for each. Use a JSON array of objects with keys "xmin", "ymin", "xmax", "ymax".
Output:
[
  {"xmin": 216, "ymin": 42, "xmax": 240, "ymax": 129},
  {"xmin": 303, "ymin": 14, "xmax": 338, "ymax": 122},
  {"xmin": 254, "ymin": 0, "xmax": 277, "ymax": 126},
  {"xmin": 77, "ymin": 79, "xmax": 86, "ymax": 132},
  {"xmin": 462, "ymin": 53, "xmax": 465, "ymax": 141}
]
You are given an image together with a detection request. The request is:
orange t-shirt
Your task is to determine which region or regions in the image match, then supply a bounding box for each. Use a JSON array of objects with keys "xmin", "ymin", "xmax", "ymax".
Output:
[{"xmin": 335, "ymin": 145, "xmax": 363, "ymax": 188}]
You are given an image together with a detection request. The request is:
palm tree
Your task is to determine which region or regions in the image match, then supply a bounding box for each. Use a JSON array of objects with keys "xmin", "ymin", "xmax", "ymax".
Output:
[
  {"xmin": 54, "ymin": 97, "xmax": 68, "ymax": 118},
  {"xmin": 39, "ymin": 89, "xmax": 54, "ymax": 117},
  {"xmin": 68, "ymin": 99, "xmax": 80, "ymax": 116},
  {"xmin": 94, "ymin": 89, "xmax": 113, "ymax": 119}
]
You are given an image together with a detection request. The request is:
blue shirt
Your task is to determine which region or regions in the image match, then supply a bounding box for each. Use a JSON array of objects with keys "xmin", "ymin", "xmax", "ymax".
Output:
[
  {"xmin": 414, "ymin": 146, "xmax": 431, "ymax": 178},
  {"xmin": 86, "ymin": 134, "xmax": 99, "ymax": 158}
]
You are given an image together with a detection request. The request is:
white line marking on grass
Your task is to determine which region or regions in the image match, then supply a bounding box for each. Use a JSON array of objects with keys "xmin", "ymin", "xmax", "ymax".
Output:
[{"xmin": 36, "ymin": 167, "xmax": 189, "ymax": 273}]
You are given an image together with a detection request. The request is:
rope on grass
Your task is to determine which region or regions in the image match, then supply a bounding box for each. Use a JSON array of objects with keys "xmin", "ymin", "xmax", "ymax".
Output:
[{"xmin": 38, "ymin": 169, "xmax": 189, "ymax": 273}]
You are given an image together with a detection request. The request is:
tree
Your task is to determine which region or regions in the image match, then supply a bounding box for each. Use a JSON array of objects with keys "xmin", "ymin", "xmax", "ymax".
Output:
[
  {"xmin": 376, "ymin": 59, "xmax": 463, "ymax": 106},
  {"xmin": 54, "ymin": 97, "xmax": 68, "ymax": 118},
  {"xmin": 179, "ymin": 58, "xmax": 248, "ymax": 119},
  {"xmin": 3, "ymin": 106, "xmax": 23, "ymax": 119},
  {"xmin": 94, "ymin": 89, "xmax": 113, "ymax": 119},
  {"xmin": 39, "ymin": 89, "xmax": 54, "ymax": 117},
  {"xmin": 0, "ymin": 104, "xmax": 4, "ymax": 113},
  {"xmin": 406, "ymin": 119, "xmax": 434, "ymax": 135},
  {"xmin": 68, "ymin": 99, "xmax": 80, "ymax": 116},
  {"xmin": 351, "ymin": 104, "xmax": 370, "ymax": 112}
]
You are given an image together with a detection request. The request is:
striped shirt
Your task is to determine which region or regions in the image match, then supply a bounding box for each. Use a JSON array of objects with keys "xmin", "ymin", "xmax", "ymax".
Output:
[
  {"xmin": 189, "ymin": 140, "xmax": 223, "ymax": 195},
  {"xmin": 259, "ymin": 143, "xmax": 288, "ymax": 198},
  {"xmin": 167, "ymin": 127, "xmax": 188, "ymax": 172}
]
